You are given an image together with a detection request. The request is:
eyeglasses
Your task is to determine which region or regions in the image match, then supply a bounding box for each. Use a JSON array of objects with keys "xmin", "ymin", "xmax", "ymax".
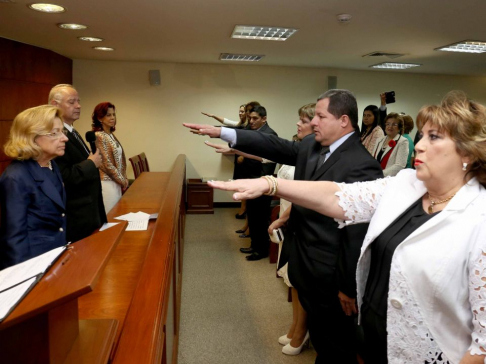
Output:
[
  {"xmin": 385, "ymin": 123, "xmax": 399, "ymax": 127},
  {"xmin": 39, "ymin": 129, "xmax": 68, "ymax": 139}
]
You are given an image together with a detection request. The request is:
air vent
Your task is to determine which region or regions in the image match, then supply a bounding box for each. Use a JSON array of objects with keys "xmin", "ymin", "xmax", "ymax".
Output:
[
  {"xmin": 363, "ymin": 51, "xmax": 405, "ymax": 59},
  {"xmin": 0, "ymin": 0, "xmax": 15, "ymax": 3},
  {"xmin": 219, "ymin": 53, "xmax": 264, "ymax": 62}
]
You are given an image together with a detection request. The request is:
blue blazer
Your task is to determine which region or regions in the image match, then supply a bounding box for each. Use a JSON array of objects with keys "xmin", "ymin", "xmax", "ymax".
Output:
[{"xmin": 0, "ymin": 159, "xmax": 67, "ymax": 269}]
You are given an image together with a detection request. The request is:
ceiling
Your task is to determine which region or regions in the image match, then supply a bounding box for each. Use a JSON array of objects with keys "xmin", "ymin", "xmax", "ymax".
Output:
[{"xmin": 1, "ymin": 0, "xmax": 486, "ymax": 76}]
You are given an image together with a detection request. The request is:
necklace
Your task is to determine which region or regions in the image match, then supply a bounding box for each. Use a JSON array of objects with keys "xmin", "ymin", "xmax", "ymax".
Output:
[{"xmin": 427, "ymin": 192, "xmax": 456, "ymax": 213}]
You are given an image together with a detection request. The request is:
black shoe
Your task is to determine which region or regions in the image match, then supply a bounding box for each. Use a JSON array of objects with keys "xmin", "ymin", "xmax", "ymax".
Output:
[
  {"xmin": 239, "ymin": 234, "xmax": 250, "ymax": 238},
  {"xmin": 240, "ymin": 247, "xmax": 254, "ymax": 254},
  {"xmin": 235, "ymin": 229, "xmax": 245, "ymax": 233},
  {"xmin": 246, "ymin": 252, "xmax": 268, "ymax": 261},
  {"xmin": 235, "ymin": 212, "xmax": 246, "ymax": 219}
]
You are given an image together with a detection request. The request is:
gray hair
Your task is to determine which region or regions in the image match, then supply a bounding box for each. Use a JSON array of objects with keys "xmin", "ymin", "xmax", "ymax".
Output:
[{"xmin": 48, "ymin": 84, "xmax": 76, "ymax": 104}]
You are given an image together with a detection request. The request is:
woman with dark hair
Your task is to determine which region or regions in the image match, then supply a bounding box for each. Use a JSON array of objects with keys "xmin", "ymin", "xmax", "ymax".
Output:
[
  {"xmin": 209, "ymin": 91, "xmax": 486, "ymax": 363},
  {"xmin": 92, "ymin": 102, "xmax": 128, "ymax": 212},
  {"xmin": 360, "ymin": 105, "xmax": 384, "ymax": 155},
  {"xmin": 0, "ymin": 105, "xmax": 68, "ymax": 268},
  {"xmin": 372, "ymin": 113, "xmax": 409, "ymax": 176}
]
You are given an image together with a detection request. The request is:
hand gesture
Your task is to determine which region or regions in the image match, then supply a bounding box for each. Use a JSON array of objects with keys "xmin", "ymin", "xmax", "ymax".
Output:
[
  {"xmin": 88, "ymin": 149, "xmax": 102, "ymax": 168},
  {"xmin": 208, "ymin": 178, "xmax": 269, "ymax": 201},
  {"xmin": 338, "ymin": 291, "xmax": 358, "ymax": 316},
  {"xmin": 201, "ymin": 112, "xmax": 214, "ymax": 118},
  {"xmin": 380, "ymin": 93, "xmax": 386, "ymax": 106},
  {"xmin": 183, "ymin": 123, "xmax": 222, "ymax": 138},
  {"xmin": 268, "ymin": 217, "xmax": 288, "ymax": 234},
  {"xmin": 204, "ymin": 141, "xmax": 232, "ymax": 153}
]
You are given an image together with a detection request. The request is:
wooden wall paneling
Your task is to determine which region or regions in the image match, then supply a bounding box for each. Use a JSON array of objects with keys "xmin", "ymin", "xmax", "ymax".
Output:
[
  {"xmin": 0, "ymin": 80, "xmax": 53, "ymax": 120},
  {"xmin": 0, "ymin": 37, "xmax": 72, "ymax": 175},
  {"xmin": 0, "ymin": 37, "xmax": 72, "ymax": 84}
]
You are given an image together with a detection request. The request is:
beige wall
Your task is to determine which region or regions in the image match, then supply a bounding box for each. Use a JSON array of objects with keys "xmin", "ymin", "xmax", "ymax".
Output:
[{"xmin": 73, "ymin": 60, "xmax": 486, "ymax": 202}]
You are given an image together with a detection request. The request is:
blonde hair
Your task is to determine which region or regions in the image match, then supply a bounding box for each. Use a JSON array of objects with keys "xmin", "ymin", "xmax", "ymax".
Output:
[
  {"xmin": 416, "ymin": 91, "xmax": 486, "ymax": 186},
  {"xmin": 48, "ymin": 84, "xmax": 76, "ymax": 104},
  {"xmin": 298, "ymin": 103, "xmax": 316, "ymax": 121},
  {"xmin": 4, "ymin": 105, "xmax": 63, "ymax": 160}
]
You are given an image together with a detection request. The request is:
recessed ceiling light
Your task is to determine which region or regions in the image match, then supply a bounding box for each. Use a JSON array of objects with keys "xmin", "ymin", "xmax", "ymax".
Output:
[
  {"xmin": 29, "ymin": 3, "xmax": 65, "ymax": 13},
  {"xmin": 370, "ymin": 62, "xmax": 421, "ymax": 69},
  {"xmin": 231, "ymin": 25, "xmax": 297, "ymax": 41},
  {"xmin": 93, "ymin": 46, "xmax": 115, "ymax": 51},
  {"xmin": 435, "ymin": 40, "xmax": 486, "ymax": 53},
  {"xmin": 58, "ymin": 23, "xmax": 87, "ymax": 30},
  {"xmin": 78, "ymin": 36, "xmax": 104, "ymax": 42},
  {"xmin": 220, "ymin": 53, "xmax": 264, "ymax": 62}
]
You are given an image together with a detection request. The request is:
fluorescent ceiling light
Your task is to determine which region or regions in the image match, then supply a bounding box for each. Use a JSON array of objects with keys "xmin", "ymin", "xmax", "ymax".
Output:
[
  {"xmin": 93, "ymin": 47, "xmax": 114, "ymax": 51},
  {"xmin": 78, "ymin": 37, "xmax": 104, "ymax": 42},
  {"xmin": 220, "ymin": 53, "xmax": 264, "ymax": 62},
  {"xmin": 29, "ymin": 3, "xmax": 65, "ymax": 13},
  {"xmin": 231, "ymin": 25, "xmax": 297, "ymax": 41},
  {"xmin": 435, "ymin": 40, "xmax": 486, "ymax": 53},
  {"xmin": 58, "ymin": 23, "xmax": 87, "ymax": 30},
  {"xmin": 370, "ymin": 62, "xmax": 421, "ymax": 69}
]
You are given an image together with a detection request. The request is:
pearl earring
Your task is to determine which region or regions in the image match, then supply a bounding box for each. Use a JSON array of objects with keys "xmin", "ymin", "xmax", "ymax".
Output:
[{"xmin": 462, "ymin": 162, "xmax": 468, "ymax": 171}]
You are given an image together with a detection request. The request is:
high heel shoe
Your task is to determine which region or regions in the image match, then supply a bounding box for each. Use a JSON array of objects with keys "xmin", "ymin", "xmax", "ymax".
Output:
[
  {"xmin": 282, "ymin": 332, "xmax": 309, "ymax": 355},
  {"xmin": 278, "ymin": 334, "xmax": 292, "ymax": 346},
  {"xmin": 235, "ymin": 212, "xmax": 246, "ymax": 219},
  {"xmin": 235, "ymin": 229, "xmax": 246, "ymax": 233}
]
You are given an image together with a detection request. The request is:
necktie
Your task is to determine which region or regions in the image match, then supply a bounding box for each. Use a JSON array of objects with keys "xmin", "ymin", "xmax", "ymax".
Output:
[
  {"xmin": 316, "ymin": 146, "xmax": 330, "ymax": 169},
  {"xmin": 72, "ymin": 128, "xmax": 90, "ymax": 155}
]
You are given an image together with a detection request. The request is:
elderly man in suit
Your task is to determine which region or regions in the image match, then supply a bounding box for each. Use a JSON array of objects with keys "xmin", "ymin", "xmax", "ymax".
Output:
[
  {"xmin": 184, "ymin": 89, "xmax": 383, "ymax": 363},
  {"xmin": 49, "ymin": 84, "xmax": 107, "ymax": 243},
  {"xmin": 236, "ymin": 106, "xmax": 277, "ymax": 261}
]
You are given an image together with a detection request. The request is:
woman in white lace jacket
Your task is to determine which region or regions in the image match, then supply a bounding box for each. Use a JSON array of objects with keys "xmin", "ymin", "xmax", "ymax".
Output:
[{"xmin": 208, "ymin": 91, "xmax": 486, "ymax": 364}]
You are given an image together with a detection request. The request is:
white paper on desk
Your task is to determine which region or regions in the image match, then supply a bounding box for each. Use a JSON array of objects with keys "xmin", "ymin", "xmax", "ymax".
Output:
[
  {"xmin": 0, "ymin": 277, "xmax": 37, "ymax": 321},
  {"xmin": 126, "ymin": 220, "xmax": 149, "ymax": 231},
  {"xmin": 114, "ymin": 211, "xmax": 150, "ymax": 222},
  {"xmin": 0, "ymin": 246, "xmax": 66, "ymax": 293},
  {"xmin": 99, "ymin": 222, "xmax": 120, "ymax": 232}
]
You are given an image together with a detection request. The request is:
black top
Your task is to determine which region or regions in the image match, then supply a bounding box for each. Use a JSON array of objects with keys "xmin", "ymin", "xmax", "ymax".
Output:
[{"xmin": 363, "ymin": 197, "xmax": 440, "ymax": 317}]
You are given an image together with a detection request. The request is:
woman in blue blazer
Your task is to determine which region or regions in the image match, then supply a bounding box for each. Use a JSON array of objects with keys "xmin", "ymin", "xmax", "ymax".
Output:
[{"xmin": 0, "ymin": 105, "xmax": 68, "ymax": 269}]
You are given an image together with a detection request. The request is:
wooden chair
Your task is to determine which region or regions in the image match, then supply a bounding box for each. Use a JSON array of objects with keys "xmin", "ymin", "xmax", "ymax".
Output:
[
  {"xmin": 138, "ymin": 152, "xmax": 150, "ymax": 172},
  {"xmin": 129, "ymin": 155, "xmax": 142, "ymax": 179}
]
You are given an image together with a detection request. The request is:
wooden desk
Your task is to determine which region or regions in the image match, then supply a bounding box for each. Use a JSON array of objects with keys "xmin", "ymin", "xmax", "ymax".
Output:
[{"xmin": 78, "ymin": 155, "xmax": 186, "ymax": 364}]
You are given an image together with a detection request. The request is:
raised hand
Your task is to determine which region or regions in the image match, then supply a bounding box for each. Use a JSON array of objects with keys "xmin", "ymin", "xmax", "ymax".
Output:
[
  {"xmin": 182, "ymin": 123, "xmax": 222, "ymax": 138},
  {"xmin": 208, "ymin": 178, "xmax": 269, "ymax": 201},
  {"xmin": 204, "ymin": 141, "xmax": 232, "ymax": 153}
]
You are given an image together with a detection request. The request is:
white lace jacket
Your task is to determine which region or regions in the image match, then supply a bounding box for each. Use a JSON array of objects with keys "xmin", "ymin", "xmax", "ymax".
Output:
[{"xmin": 335, "ymin": 169, "xmax": 486, "ymax": 363}]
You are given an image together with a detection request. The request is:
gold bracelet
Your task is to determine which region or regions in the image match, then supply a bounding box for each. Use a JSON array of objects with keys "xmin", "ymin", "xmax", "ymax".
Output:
[
  {"xmin": 262, "ymin": 175, "xmax": 278, "ymax": 196},
  {"xmin": 261, "ymin": 176, "xmax": 273, "ymax": 195}
]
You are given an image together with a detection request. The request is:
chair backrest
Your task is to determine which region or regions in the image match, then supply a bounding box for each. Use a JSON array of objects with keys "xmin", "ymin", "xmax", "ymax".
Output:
[
  {"xmin": 139, "ymin": 152, "xmax": 150, "ymax": 172},
  {"xmin": 129, "ymin": 155, "xmax": 142, "ymax": 179}
]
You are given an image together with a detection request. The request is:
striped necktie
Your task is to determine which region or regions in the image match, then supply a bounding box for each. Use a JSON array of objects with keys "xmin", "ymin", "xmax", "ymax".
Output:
[
  {"xmin": 71, "ymin": 128, "xmax": 90, "ymax": 155},
  {"xmin": 316, "ymin": 146, "xmax": 330, "ymax": 169}
]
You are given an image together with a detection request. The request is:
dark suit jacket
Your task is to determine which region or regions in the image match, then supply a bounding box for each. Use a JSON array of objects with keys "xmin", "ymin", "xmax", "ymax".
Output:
[
  {"xmin": 237, "ymin": 123, "xmax": 278, "ymax": 179},
  {"xmin": 234, "ymin": 131, "xmax": 383, "ymax": 299},
  {"xmin": 0, "ymin": 159, "xmax": 67, "ymax": 269},
  {"xmin": 54, "ymin": 128, "xmax": 107, "ymax": 243}
]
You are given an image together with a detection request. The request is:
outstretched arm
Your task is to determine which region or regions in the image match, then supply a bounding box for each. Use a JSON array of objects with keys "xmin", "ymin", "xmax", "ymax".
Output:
[
  {"xmin": 201, "ymin": 112, "xmax": 225, "ymax": 124},
  {"xmin": 204, "ymin": 141, "xmax": 263, "ymax": 161},
  {"xmin": 208, "ymin": 177, "xmax": 345, "ymax": 220},
  {"xmin": 183, "ymin": 123, "xmax": 222, "ymax": 138}
]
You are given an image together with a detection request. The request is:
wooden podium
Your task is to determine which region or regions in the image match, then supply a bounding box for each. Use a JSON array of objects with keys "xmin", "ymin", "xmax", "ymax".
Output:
[{"xmin": 0, "ymin": 222, "xmax": 127, "ymax": 364}]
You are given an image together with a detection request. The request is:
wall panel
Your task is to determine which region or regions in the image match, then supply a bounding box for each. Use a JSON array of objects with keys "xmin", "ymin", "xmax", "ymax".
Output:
[{"xmin": 0, "ymin": 37, "xmax": 72, "ymax": 174}]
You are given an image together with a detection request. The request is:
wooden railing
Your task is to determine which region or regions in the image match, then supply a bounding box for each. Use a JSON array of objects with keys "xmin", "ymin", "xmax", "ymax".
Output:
[{"xmin": 112, "ymin": 154, "xmax": 186, "ymax": 364}]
